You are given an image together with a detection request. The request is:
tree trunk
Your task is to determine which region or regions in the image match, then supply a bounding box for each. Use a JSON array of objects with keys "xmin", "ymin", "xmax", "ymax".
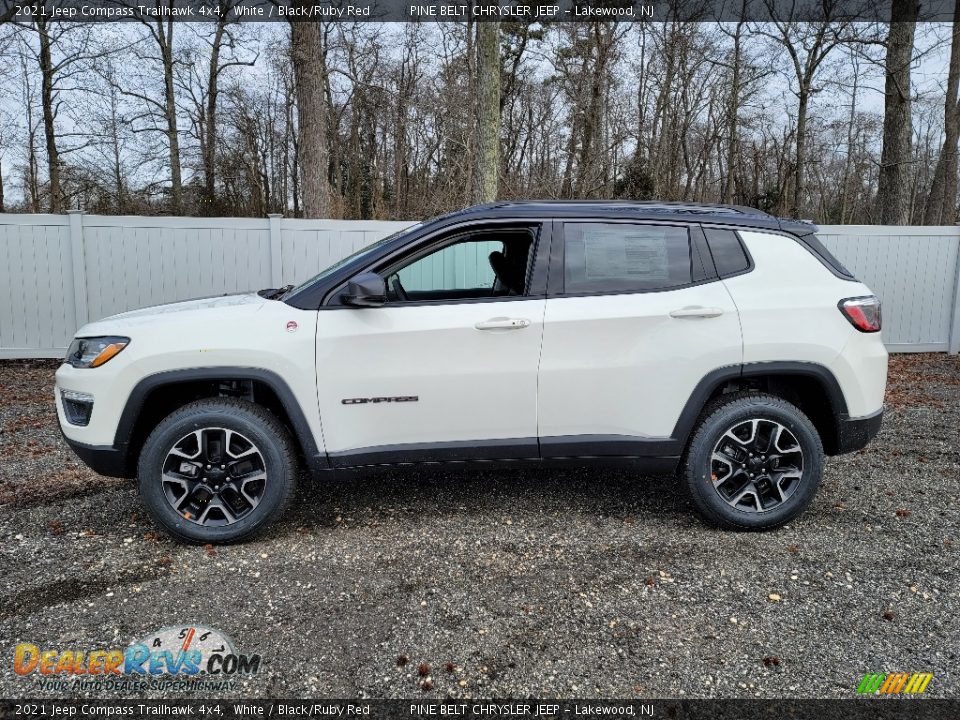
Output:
[
  {"xmin": 393, "ymin": 58, "xmax": 408, "ymax": 216},
  {"xmin": 576, "ymin": 24, "xmax": 608, "ymax": 197},
  {"xmin": 27, "ymin": 122, "xmax": 40, "ymax": 212},
  {"xmin": 157, "ymin": 16, "xmax": 183, "ymax": 214},
  {"xmin": 791, "ymin": 89, "xmax": 809, "ymax": 218},
  {"xmin": 36, "ymin": 15, "xmax": 61, "ymax": 213},
  {"xmin": 290, "ymin": 18, "xmax": 331, "ymax": 218},
  {"xmin": 924, "ymin": 0, "xmax": 960, "ymax": 225},
  {"xmin": 473, "ymin": 21, "xmax": 500, "ymax": 203},
  {"xmin": 203, "ymin": 19, "xmax": 226, "ymax": 212},
  {"xmin": 840, "ymin": 70, "xmax": 859, "ymax": 224},
  {"xmin": 722, "ymin": 19, "xmax": 745, "ymax": 203},
  {"xmin": 877, "ymin": 0, "xmax": 918, "ymax": 225},
  {"xmin": 0, "ymin": 160, "xmax": 5, "ymax": 212}
]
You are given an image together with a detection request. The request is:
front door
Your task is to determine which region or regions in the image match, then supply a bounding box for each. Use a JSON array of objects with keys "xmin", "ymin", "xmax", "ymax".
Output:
[{"xmin": 315, "ymin": 223, "xmax": 548, "ymax": 467}]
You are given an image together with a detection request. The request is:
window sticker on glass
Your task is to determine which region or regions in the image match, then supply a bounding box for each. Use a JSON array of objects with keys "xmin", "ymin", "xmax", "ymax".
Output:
[
  {"xmin": 563, "ymin": 223, "xmax": 691, "ymax": 294},
  {"xmin": 583, "ymin": 229, "xmax": 670, "ymax": 282}
]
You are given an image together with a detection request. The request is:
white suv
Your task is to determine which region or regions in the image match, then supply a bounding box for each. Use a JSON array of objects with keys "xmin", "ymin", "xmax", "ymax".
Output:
[{"xmin": 55, "ymin": 202, "xmax": 887, "ymax": 542}]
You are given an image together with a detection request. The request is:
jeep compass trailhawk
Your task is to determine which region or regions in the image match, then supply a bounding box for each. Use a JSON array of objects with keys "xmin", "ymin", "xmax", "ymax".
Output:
[{"xmin": 56, "ymin": 202, "xmax": 887, "ymax": 542}]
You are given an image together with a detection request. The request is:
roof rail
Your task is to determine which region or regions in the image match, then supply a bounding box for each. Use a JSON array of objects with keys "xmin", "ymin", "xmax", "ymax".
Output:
[{"xmin": 483, "ymin": 199, "xmax": 772, "ymax": 217}]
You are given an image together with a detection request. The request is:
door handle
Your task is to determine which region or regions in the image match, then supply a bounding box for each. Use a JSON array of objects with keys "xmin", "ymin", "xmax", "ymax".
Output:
[
  {"xmin": 475, "ymin": 317, "xmax": 531, "ymax": 331},
  {"xmin": 669, "ymin": 306, "xmax": 724, "ymax": 319}
]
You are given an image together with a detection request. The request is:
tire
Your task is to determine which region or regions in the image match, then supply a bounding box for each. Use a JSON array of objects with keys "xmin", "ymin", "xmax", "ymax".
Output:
[
  {"xmin": 682, "ymin": 392, "xmax": 824, "ymax": 531},
  {"xmin": 137, "ymin": 398, "xmax": 297, "ymax": 543}
]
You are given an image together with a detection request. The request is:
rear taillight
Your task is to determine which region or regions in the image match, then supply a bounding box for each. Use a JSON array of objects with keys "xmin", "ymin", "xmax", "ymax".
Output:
[{"xmin": 838, "ymin": 296, "xmax": 881, "ymax": 333}]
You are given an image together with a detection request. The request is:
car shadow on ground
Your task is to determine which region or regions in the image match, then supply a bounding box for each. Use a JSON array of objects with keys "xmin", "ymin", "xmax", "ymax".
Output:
[{"xmin": 285, "ymin": 463, "xmax": 692, "ymax": 531}]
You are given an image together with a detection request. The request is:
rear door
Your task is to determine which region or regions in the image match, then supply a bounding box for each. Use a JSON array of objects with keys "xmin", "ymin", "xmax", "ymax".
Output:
[{"xmin": 537, "ymin": 220, "xmax": 743, "ymax": 458}]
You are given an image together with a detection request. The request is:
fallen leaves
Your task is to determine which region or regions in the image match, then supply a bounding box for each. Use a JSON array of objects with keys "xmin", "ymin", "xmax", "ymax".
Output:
[{"xmin": 884, "ymin": 354, "xmax": 946, "ymax": 409}]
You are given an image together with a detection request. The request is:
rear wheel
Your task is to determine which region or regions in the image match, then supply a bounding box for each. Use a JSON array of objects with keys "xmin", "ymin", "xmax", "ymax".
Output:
[
  {"xmin": 682, "ymin": 393, "xmax": 823, "ymax": 530},
  {"xmin": 138, "ymin": 398, "xmax": 297, "ymax": 543}
]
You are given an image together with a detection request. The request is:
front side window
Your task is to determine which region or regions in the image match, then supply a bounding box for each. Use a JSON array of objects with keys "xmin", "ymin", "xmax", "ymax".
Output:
[
  {"xmin": 562, "ymin": 223, "xmax": 693, "ymax": 294},
  {"xmin": 384, "ymin": 228, "xmax": 537, "ymax": 303}
]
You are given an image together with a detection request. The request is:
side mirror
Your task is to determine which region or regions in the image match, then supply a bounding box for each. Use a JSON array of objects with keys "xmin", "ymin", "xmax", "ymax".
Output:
[{"xmin": 341, "ymin": 272, "xmax": 386, "ymax": 307}]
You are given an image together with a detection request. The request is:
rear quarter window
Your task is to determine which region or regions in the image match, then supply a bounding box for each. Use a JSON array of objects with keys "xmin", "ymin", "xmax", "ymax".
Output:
[
  {"xmin": 800, "ymin": 233, "xmax": 856, "ymax": 279},
  {"xmin": 704, "ymin": 228, "xmax": 751, "ymax": 277}
]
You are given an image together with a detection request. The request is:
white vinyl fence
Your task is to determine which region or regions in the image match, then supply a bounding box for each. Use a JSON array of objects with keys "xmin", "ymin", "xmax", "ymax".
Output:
[{"xmin": 0, "ymin": 212, "xmax": 958, "ymax": 358}]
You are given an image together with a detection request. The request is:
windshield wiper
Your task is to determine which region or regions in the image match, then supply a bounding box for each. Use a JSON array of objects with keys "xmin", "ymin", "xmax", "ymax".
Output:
[{"xmin": 257, "ymin": 284, "xmax": 294, "ymax": 300}]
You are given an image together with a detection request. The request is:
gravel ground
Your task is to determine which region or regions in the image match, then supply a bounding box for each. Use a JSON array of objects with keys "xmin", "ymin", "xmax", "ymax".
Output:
[{"xmin": 0, "ymin": 354, "xmax": 957, "ymax": 699}]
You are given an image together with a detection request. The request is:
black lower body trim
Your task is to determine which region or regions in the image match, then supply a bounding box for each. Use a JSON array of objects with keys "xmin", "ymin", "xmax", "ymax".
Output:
[
  {"xmin": 329, "ymin": 437, "xmax": 539, "ymax": 468},
  {"xmin": 539, "ymin": 434, "xmax": 681, "ymax": 458},
  {"xmin": 62, "ymin": 436, "xmax": 132, "ymax": 478},
  {"xmin": 835, "ymin": 408, "xmax": 883, "ymax": 454},
  {"xmin": 330, "ymin": 435, "xmax": 680, "ymax": 475}
]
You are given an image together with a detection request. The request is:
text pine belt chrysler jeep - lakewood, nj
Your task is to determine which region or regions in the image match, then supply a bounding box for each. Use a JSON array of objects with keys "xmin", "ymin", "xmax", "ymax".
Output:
[{"xmin": 55, "ymin": 201, "xmax": 887, "ymax": 542}]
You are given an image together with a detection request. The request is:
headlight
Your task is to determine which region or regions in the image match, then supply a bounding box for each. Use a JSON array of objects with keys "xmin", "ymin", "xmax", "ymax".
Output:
[{"xmin": 65, "ymin": 336, "xmax": 130, "ymax": 368}]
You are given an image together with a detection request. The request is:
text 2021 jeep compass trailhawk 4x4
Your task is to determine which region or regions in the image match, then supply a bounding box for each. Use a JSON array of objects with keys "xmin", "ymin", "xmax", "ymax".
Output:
[{"xmin": 55, "ymin": 202, "xmax": 887, "ymax": 542}]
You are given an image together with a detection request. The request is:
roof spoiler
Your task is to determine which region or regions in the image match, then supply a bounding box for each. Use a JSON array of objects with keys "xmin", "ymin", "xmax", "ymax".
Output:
[{"xmin": 778, "ymin": 217, "xmax": 819, "ymax": 236}]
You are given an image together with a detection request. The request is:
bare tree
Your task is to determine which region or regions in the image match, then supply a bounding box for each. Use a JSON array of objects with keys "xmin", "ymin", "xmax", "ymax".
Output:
[
  {"xmin": 924, "ymin": 0, "xmax": 960, "ymax": 225},
  {"xmin": 757, "ymin": 5, "xmax": 864, "ymax": 217},
  {"xmin": 876, "ymin": 0, "xmax": 918, "ymax": 225},
  {"xmin": 102, "ymin": 1, "xmax": 187, "ymax": 213},
  {"xmin": 1, "ymin": 20, "xmax": 956, "ymax": 226},
  {"xmin": 178, "ymin": 7, "xmax": 257, "ymax": 214},
  {"xmin": 18, "ymin": 46, "xmax": 41, "ymax": 212},
  {"xmin": 473, "ymin": 21, "xmax": 500, "ymax": 203},
  {"xmin": 14, "ymin": 9, "xmax": 95, "ymax": 212},
  {"xmin": 714, "ymin": 1, "xmax": 768, "ymax": 203},
  {"xmin": 289, "ymin": 14, "xmax": 331, "ymax": 218}
]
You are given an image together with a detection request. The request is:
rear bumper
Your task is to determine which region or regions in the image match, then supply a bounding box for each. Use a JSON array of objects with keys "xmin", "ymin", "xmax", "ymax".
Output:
[{"xmin": 835, "ymin": 408, "xmax": 883, "ymax": 454}]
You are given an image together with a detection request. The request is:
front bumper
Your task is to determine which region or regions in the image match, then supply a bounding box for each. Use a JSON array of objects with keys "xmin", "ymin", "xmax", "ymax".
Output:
[
  {"xmin": 836, "ymin": 408, "xmax": 883, "ymax": 454},
  {"xmin": 61, "ymin": 434, "xmax": 132, "ymax": 478},
  {"xmin": 56, "ymin": 376, "xmax": 135, "ymax": 478}
]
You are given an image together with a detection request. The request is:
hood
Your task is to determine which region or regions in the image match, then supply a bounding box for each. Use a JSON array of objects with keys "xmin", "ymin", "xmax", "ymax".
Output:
[
  {"xmin": 108, "ymin": 293, "xmax": 266, "ymax": 320},
  {"xmin": 77, "ymin": 292, "xmax": 268, "ymax": 335}
]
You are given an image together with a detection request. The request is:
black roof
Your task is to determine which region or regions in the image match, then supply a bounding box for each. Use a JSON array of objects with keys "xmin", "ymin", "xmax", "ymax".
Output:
[{"xmin": 433, "ymin": 200, "xmax": 815, "ymax": 235}]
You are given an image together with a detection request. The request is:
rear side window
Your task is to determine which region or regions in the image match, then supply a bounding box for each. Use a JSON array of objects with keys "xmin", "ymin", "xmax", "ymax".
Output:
[
  {"xmin": 562, "ymin": 223, "xmax": 692, "ymax": 294},
  {"xmin": 704, "ymin": 228, "xmax": 751, "ymax": 277}
]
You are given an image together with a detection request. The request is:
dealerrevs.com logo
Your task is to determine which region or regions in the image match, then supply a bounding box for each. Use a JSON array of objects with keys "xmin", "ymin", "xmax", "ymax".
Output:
[
  {"xmin": 857, "ymin": 672, "xmax": 934, "ymax": 696},
  {"xmin": 14, "ymin": 626, "xmax": 260, "ymax": 692}
]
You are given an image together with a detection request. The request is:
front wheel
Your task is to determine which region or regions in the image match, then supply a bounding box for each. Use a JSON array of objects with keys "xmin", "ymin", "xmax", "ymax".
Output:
[
  {"xmin": 682, "ymin": 393, "xmax": 824, "ymax": 530},
  {"xmin": 137, "ymin": 398, "xmax": 297, "ymax": 543}
]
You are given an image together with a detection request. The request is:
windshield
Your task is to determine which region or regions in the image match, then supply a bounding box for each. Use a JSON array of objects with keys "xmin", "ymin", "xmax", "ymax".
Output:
[{"xmin": 280, "ymin": 223, "xmax": 423, "ymax": 300}]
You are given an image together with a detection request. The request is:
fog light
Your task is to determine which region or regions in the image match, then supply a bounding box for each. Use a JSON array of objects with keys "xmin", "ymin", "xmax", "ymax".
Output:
[
  {"xmin": 61, "ymin": 390, "xmax": 94, "ymax": 404},
  {"xmin": 61, "ymin": 389, "xmax": 94, "ymax": 426}
]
